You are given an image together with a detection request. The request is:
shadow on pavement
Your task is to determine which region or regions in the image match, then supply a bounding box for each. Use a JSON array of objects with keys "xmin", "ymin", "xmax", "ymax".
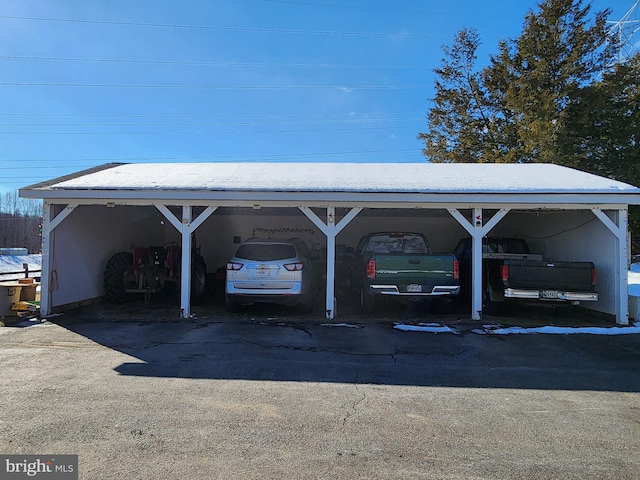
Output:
[{"xmin": 50, "ymin": 299, "xmax": 640, "ymax": 393}]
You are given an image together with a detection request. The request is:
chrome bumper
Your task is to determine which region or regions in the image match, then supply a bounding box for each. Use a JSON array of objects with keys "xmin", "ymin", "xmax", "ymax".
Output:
[
  {"xmin": 504, "ymin": 288, "xmax": 598, "ymax": 302},
  {"xmin": 369, "ymin": 285, "xmax": 460, "ymax": 296}
]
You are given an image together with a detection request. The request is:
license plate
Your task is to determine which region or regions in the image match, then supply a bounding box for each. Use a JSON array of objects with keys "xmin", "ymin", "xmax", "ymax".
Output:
[
  {"xmin": 407, "ymin": 284, "xmax": 422, "ymax": 293},
  {"xmin": 542, "ymin": 290, "xmax": 558, "ymax": 299},
  {"xmin": 255, "ymin": 268, "xmax": 271, "ymax": 277}
]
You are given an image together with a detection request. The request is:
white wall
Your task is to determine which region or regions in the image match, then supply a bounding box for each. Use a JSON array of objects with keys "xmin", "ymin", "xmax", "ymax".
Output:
[
  {"xmin": 194, "ymin": 208, "xmax": 468, "ymax": 272},
  {"xmin": 490, "ymin": 210, "xmax": 615, "ymax": 315},
  {"xmin": 51, "ymin": 205, "xmax": 165, "ymax": 308}
]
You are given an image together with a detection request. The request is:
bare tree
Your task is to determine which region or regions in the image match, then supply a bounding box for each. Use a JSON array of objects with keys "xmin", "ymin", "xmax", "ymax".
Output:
[{"xmin": 0, "ymin": 191, "xmax": 43, "ymax": 253}]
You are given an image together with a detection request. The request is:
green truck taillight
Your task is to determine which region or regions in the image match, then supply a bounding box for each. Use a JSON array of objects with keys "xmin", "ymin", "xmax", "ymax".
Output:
[
  {"xmin": 453, "ymin": 259, "xmax": 459, "ymax": 280},
  {"xmin": 366, "ymin": 259, "xmax": 376, "ymax": 279}
]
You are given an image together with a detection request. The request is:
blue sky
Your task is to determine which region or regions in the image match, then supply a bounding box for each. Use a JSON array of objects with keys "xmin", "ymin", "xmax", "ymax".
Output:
[{"xmin": 0, "ymin": 0, "xmax": 636, "ymax": 193}]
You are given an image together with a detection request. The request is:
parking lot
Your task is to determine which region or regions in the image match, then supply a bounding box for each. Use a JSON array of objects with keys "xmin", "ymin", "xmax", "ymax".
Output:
[{"xmin": 1, "ymin": 299, "xmax": 640, "ymax": 479}]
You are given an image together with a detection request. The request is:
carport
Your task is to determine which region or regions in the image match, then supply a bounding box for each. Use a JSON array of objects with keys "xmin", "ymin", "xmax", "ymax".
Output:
[{"xmin": 19, "ymin": 162, "xmax": 640, "ymax": 324}]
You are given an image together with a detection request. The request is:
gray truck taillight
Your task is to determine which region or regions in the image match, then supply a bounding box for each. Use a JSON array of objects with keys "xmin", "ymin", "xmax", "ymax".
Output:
[{"xmin": 500, "ymin": 265, "xmax": 509, "ymax": 282}]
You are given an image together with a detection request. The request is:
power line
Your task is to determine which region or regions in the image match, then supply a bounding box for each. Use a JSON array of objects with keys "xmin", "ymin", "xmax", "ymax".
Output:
[
  {"xmin": 0, "ymin": 124, "xmax": 423, "ymax": 135},
  {"xmin": 0, "ymin": 165, "xmax": 97, "ymax": 170},
  {"xmin": 0, "ymin": 112, "xmax": 424, "ymax": 119},
  {"xmin": 0, "ymin": 14, "xmax": 455, "ymax": 38},
  {"xmin": 0, "ymin": 119, "xmax": 420, "ymax": 127},
  {"xmin": 259, "ymin": 0, "xmax": 454, "ymax": 15},
  {"xmin": 257, "ymin": 0, "xmax": 521, "ymax": 20},
  {"xmin": 2, "ymin": 154, "xmax": 428, "ymax": 183},
  {"xmin": 0, "ymin": 82, "xmax": 430, "ymax": 90},
  {"xmin": 0, "ymin": 122, "xmax": 419, "ymax": 128},
  {"xmin": 0, "ymin": 55, "xmax": 437, "ymax": 69},
  {"xmin": 1, "ymin": 149, "xmax": 418, "ymax": 164}
]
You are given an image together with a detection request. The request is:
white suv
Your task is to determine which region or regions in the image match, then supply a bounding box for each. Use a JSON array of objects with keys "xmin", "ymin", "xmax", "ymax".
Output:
[{"xmin": 225, "ymin": 238, "xmax": 316, "ymax": 313}]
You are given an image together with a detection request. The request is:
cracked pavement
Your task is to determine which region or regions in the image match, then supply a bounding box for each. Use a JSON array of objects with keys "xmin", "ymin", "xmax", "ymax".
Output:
[{"xmin": 1, "ymin": 304, "xmax": 640, "ymax": 479}]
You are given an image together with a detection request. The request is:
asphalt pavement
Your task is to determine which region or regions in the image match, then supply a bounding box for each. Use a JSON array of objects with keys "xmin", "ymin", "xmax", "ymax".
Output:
[{"xmin": 1, "ymin": 302, "xmax": 639, "ymax": 479}]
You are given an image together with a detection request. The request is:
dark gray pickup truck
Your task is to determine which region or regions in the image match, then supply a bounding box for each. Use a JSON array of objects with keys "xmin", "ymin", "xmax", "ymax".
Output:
[{"xmin": 453, "ymin": 237, "xmax": 598, "ymax": 314}]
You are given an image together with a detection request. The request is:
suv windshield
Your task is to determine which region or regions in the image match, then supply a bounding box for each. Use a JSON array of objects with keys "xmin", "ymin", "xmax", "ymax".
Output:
[{"xmin": 234, "ymin": 244, "xmax": 297, "ymax": 261}]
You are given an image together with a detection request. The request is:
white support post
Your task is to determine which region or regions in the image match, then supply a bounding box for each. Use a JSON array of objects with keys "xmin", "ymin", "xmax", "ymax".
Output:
[
  {"xmin": 180, "ymin": 206, "xmax": 192, "ymax": 318},
  {"xmin": 448, "ymin": 208, "xmax": 509, "ymax": 320},
  {"xmin": 40, "ymin": 203, "xmax": 54, "ymax": 316},
  {"xmin": 300, "ymin": 206, "xmax": 362, "ymax": 319},
  {"xmin": 155, "ymin": 205, "xmax": 217, "ymax": 318},
  {"xmin": 40, "ymin": 202, "xmax": 77, "ymax": 316},
  {"xmin": 471, "ymin": 209, "xmax": 484, "ymax": 320},
  {"xmin": 155, "ymin": 204, "xmax": 183, "ymax": 231},
  {"xmin": 592, "ymin": 208, "xmax": 629, "ymax": 325},
  {"xmin": 619, "ymin": 210, "xmax": 630, "ymax": 325},
  {"xmin": 326, "ymin": 208, "xmax": 337, "ymax": 319}
]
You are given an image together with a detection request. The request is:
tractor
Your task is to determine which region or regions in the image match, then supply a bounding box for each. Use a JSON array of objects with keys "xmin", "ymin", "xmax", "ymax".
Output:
[{"xmin": 103, "ymin": 241, "xmax": 207, "ymax": 305}]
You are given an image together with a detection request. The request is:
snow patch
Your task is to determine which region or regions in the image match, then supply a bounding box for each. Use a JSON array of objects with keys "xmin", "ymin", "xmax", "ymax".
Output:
[
  {"xmin": 0, "ymin": 254, "xmax": 42, "ymax": 281},
  {"xmin": 321, "ymin": 323, "xmax": 361, "ymax": 329},
  {"xmin": 394, "ymin": 322, "xmax": 459, "ymax": 334},
  {"xmin": 629, "ymin": 265, "xmax": 640, "ymax": 297},
  {"xmin": 487, "ymin": 324, "xmax": 640, "ymax": 335}
]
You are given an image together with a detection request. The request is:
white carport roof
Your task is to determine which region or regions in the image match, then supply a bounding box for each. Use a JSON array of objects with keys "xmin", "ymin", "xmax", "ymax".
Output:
[{"xmin": 19, "ymin": 162, "xmax": 640, "ymax": 206}]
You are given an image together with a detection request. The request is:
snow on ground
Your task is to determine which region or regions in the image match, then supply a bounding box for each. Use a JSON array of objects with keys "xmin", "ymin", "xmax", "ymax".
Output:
[
  {"xmin": 481, "ymin": 325, "xmax": 640, "ymax": 335},
  {"xmin": 321, "ymin": 323, "xmax": 361, "ymax": 328},
  {"xmin": 393, "ymin": 323, "xmax": 640, "ymax": 335},
  {"xmin": 0, "ymin": 254, "xmax": 41, "ymax": 281},
  {"xmin": 394, "ymin": 323, "xmax": 459, "ymax": 334},
  {"xmin": 630, "ymin": 263, "xmax": 640, "ymax": 297}
]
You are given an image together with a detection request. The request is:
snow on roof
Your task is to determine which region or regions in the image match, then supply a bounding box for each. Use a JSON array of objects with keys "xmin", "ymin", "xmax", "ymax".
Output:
[{"xmin": 23, "ymin": 162, "xmax": 640, "ymax": 194}]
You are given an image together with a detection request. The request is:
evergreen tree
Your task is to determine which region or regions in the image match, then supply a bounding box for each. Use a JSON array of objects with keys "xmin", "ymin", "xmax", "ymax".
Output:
[
  {"xmin": 491, "ymin": 0, "xmax": 614, "ymax": 164},
  {"xmin": 418, "ymin": 29, "xmax": 497, "ymax": 163},
  {"xmin": 563, "ymin": 53, "xmax": 639, "ymax": 183},
  {"xmin": 419, "ymin": 0, "xmax": 640, "ymax": 249},
  {"xmin": 420, "ymin": 0, "xmax": 616, "ymax": 164}
]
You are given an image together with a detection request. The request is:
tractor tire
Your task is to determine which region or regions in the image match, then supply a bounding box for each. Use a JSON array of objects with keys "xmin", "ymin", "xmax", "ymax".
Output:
[
  {"xmin": 190, "ymin": 254, "xmax": 207, "ymax": 305},
  {"xmin": 103, "ymin": 252, "xmax": 133, "ymax": 303}
]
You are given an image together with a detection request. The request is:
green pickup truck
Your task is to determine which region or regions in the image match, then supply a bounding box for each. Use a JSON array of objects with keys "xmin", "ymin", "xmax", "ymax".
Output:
[{"xmin": 353, "ymin": 232, "xmax": 460, "ymax": 313}]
